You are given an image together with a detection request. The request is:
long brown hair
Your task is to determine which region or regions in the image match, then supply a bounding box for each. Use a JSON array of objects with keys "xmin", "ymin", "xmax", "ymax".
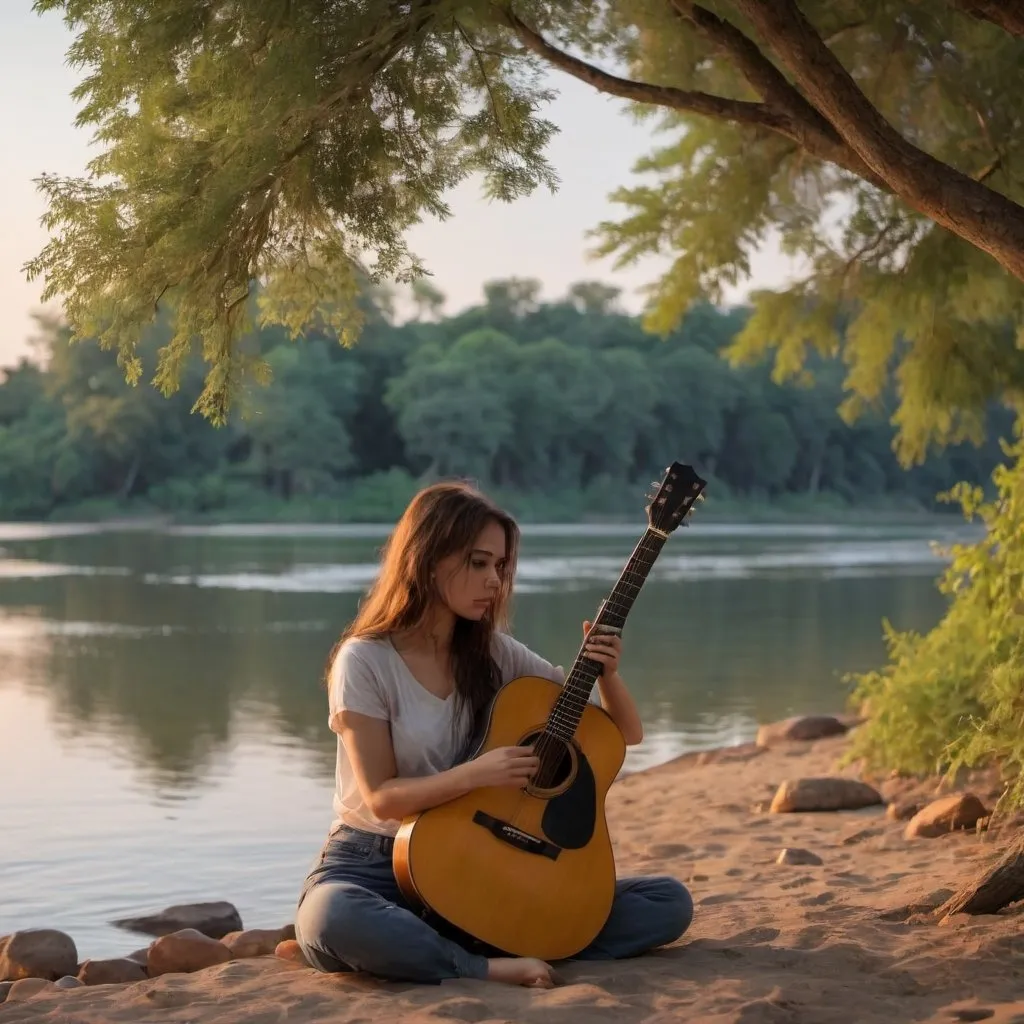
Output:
[{"xmin": 328, "ymin": 481, "xmax": 521, "ymax": 735}]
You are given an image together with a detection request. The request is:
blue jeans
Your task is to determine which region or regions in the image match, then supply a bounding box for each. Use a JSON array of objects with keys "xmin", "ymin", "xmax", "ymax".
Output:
[{"xmin": 294, "ymin": 825, "xmax": 694, "ymax": 984}]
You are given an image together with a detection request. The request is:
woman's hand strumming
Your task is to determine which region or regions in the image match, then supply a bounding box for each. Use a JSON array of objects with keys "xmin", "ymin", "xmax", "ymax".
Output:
[{"xmin": 467, "ymin": 746, "xmax": 539, "ymax": 789}]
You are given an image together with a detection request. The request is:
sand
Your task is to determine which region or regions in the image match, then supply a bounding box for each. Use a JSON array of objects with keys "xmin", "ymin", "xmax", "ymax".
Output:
[{"xmin": 4, "ymin": 731, "xmax": 1024, "ymax": 1024}]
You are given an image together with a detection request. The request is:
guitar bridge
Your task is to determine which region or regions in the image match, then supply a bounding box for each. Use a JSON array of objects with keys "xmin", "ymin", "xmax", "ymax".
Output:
[{"xmin": 472, "ymin": 811, "xmax": 561, "ymax": 860}]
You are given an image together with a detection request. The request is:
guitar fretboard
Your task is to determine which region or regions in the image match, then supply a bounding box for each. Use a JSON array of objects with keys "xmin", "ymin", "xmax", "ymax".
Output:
[{"xmin": 544, "ymin": 529, "xmax": 667, "ymax": 742}]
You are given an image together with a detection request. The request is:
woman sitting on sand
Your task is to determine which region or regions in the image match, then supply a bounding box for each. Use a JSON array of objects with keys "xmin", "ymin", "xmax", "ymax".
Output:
[{"xmin": 293, "ymin": 482, "xmax": 693, "ymax": 988}]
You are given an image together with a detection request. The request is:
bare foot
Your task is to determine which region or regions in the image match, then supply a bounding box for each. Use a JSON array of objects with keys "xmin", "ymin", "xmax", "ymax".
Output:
[{"xmin": 486, "ymin": 957, "xmax": 556, "ymax": 988}]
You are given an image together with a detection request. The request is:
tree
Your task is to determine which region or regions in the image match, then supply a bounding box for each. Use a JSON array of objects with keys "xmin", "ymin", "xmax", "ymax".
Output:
[
  {"xmin": 644, "ymin": 345, "xmax": 741, "ymax": 477},
  {"xmin": 482, "ymin": 277, "xmax": 544, "ymax": 322},
  {"xmin": 500, "ymin": 336, "xmax": 610, "ymax": 487},
  {"xmin": 410, "ymin": 279, "xmax": 447, "ymax": 321},
  {"xmin": 241, "ymin": 342, "xmax": 359, "ymax": 498},
  {"xmin": 566, "ymin": 281, "xmax": 622, "ymax": 316},
  {"xmin": 0, "ymin": 354, "xmax": 66, "ymax": 518},
  {"xmin": 385, "ymin": 332, "xmax": 518, "ymax": 479},
  {"xmin": 725, "ymin": 395, "xmax": 799, "ymax": 495}
]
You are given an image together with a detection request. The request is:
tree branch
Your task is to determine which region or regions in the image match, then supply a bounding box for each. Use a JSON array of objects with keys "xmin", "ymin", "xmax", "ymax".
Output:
[
  {"xmin": 497, "ymin": 8, "xmax": 789, "ymax": 134},
  {"xmin": 455, "ymin": 21, "xmax": 505, "ymax": 132},
  {"xmin": 310, "ymin": 0, "xmax": 447, "ymax": 119},
  {"xmin": 823, "ymin": 19, "xmax": 867, "ymax": 44},
  {"xmin": 951, "ymin": 0, "xmax": 1024, "ymax": 39},
  {"xmin": 730, "ymin": 0, "xmax": 1024, "ymax": 282},
  {"xmin": 499, "ymin": 6, "xmax": 879, "ymax": 185},
  {"xmin": 667, "ymin": 1, "xmax": 881, "ymax": 186},
  {"xmin": 671, "ymin": 1, "xmax": 810, "ymax": 113}
]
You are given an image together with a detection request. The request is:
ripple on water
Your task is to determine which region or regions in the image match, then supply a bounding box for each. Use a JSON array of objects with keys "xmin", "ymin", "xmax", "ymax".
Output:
[
  {"xmin": 0, "ymin": 559, "xmax": 132, "ymax": 580},
  {"xmin": 132, "ymin": 539, "xmax": 953, "ymax": 595}
]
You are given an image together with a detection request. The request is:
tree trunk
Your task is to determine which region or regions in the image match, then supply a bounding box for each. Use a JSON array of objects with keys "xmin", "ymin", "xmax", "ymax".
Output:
[
  {"xmin": 118, "ymin": 451, "xmax": 142, "ymax": 500},
  {"xmin": 808, "ymin": 456, "xmax": 822, "ymax": 496},
  {"xmin": 733, "ymin": 0, "xmax": 1024, "ymax": 283},
  {"xmin": 936, "ymin": 826, "xmax": 1024, "ymax": 922},
  {"xmin": 953, "ymin": 0, "xmax": 1024, "ymax": 39}
]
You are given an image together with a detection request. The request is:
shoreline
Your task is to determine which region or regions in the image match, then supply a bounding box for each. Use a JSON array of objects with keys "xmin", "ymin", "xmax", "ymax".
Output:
[
  {"xmin": 3, "ymin": 719, "xmax": 1022, "ymax": 1022},
  {"xmin": 0, "ymin": 494, "xmax": 976, "ymax": 533},
  {"xmin": 10, "ymin": 504, "xmax": 965, "ymax": 529}
]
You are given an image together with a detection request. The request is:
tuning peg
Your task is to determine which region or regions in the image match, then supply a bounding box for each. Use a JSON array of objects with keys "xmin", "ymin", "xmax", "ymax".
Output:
[{"xmin": 695, "ymin": 493, "xmax": 706, "ymax": 502}]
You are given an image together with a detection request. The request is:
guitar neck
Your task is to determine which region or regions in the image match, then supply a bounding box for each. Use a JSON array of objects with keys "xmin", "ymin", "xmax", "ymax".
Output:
[{"xmin": 546, "ymin": 528, "xmax": 668, "ymax": 740}]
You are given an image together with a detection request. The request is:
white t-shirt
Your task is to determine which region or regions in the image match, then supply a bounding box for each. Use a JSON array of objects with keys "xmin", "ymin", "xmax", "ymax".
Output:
[{"xmin": 326, "ymin": 631, "xmax": 599, "ymax": 837}]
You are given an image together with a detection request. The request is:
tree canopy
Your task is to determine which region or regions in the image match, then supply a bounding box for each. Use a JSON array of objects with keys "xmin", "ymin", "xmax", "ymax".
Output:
[{"xmin": 27, "ymin": 0, "xmax": 1024, "ymax": 460}]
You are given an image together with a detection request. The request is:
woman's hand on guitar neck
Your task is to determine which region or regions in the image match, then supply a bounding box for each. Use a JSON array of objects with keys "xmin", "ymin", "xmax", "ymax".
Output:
[
  {"xmin": 582, "ymin": 620, "xmax": 644, "ymax": 745},
  {"xmin": 466, "ymin": 745, "xmax": 540, "ymax": 789},
  {"xmin": 582, "ymin": 619, "xmax": 621, "ymax": 675}
]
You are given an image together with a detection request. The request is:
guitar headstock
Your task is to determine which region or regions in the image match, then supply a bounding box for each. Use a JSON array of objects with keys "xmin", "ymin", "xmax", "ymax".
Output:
[{"xmin": 646, "ymin": 462, "xmax": 707, "ymax": 534}]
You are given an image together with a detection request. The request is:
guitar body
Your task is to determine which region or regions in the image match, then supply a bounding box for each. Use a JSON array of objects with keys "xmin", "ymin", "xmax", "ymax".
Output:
[{"xmin": 393, "ymin": 674, "xmax": 627, "ymax": 961}]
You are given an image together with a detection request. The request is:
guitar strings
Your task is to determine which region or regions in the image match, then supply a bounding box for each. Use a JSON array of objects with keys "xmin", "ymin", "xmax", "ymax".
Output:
[
  {"xmin": 510, "ymin": 530, "xmax": 665, "ymax": 811},
  {"xmin": 531, "ymin": 539, "xmax": 658, "ymax": 790}
]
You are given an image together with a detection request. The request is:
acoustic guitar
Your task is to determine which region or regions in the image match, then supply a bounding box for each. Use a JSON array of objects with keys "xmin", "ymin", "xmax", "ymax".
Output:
[{"xmin": 392, "ymin": 462, "xmax": 707, "ymax": 960}]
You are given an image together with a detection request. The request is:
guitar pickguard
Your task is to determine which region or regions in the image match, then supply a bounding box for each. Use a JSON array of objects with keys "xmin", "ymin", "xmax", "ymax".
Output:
[{"xmin": 540, "ymin": 748, "xmax": 597, "ymax": 849}]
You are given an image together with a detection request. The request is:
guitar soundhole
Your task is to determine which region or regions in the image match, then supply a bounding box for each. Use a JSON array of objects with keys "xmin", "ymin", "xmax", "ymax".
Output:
[{"xmin": 522, "ymin": 730, "xmax": 575, "ymax": 793}]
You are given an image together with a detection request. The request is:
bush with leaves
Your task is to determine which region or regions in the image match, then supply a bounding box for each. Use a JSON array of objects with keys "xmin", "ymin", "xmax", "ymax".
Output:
[{"xmin": 845, "ymin": 428, "xmax": 1024, "ymax": 809}]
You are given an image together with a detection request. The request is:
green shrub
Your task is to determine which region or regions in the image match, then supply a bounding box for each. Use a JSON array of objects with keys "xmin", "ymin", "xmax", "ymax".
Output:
[{"xmin": 844, "ymin": 429, "xmax": 1024, "ymax": 811}]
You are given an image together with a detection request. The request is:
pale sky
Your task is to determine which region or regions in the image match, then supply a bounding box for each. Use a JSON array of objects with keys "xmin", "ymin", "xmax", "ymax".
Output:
[{"xmin": 0, "ymin": 5, "xmax": 795, "ymax": 369}]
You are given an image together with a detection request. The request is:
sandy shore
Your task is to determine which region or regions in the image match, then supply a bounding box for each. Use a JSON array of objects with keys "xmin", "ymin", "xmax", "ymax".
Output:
[{"xmin": 4, "ymin": 730, "xmax": 1023, "ymax": 1023}]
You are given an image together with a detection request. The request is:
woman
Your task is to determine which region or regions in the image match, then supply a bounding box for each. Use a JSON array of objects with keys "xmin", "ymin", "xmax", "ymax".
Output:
[{"xmin": 294, "ymin": 482, "xmax": 693, "ymax": 988}]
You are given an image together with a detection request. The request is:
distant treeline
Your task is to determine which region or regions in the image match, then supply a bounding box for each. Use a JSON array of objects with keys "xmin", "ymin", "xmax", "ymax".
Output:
[{"xmin": 0, "ymin": 279, "xmax": 1013, "ymax": 522}]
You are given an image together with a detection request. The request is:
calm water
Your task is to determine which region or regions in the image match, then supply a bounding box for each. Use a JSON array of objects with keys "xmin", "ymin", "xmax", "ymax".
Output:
[{"xmin": 0, "ymin": 519, "xmax": 974, "ymax": 957}]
